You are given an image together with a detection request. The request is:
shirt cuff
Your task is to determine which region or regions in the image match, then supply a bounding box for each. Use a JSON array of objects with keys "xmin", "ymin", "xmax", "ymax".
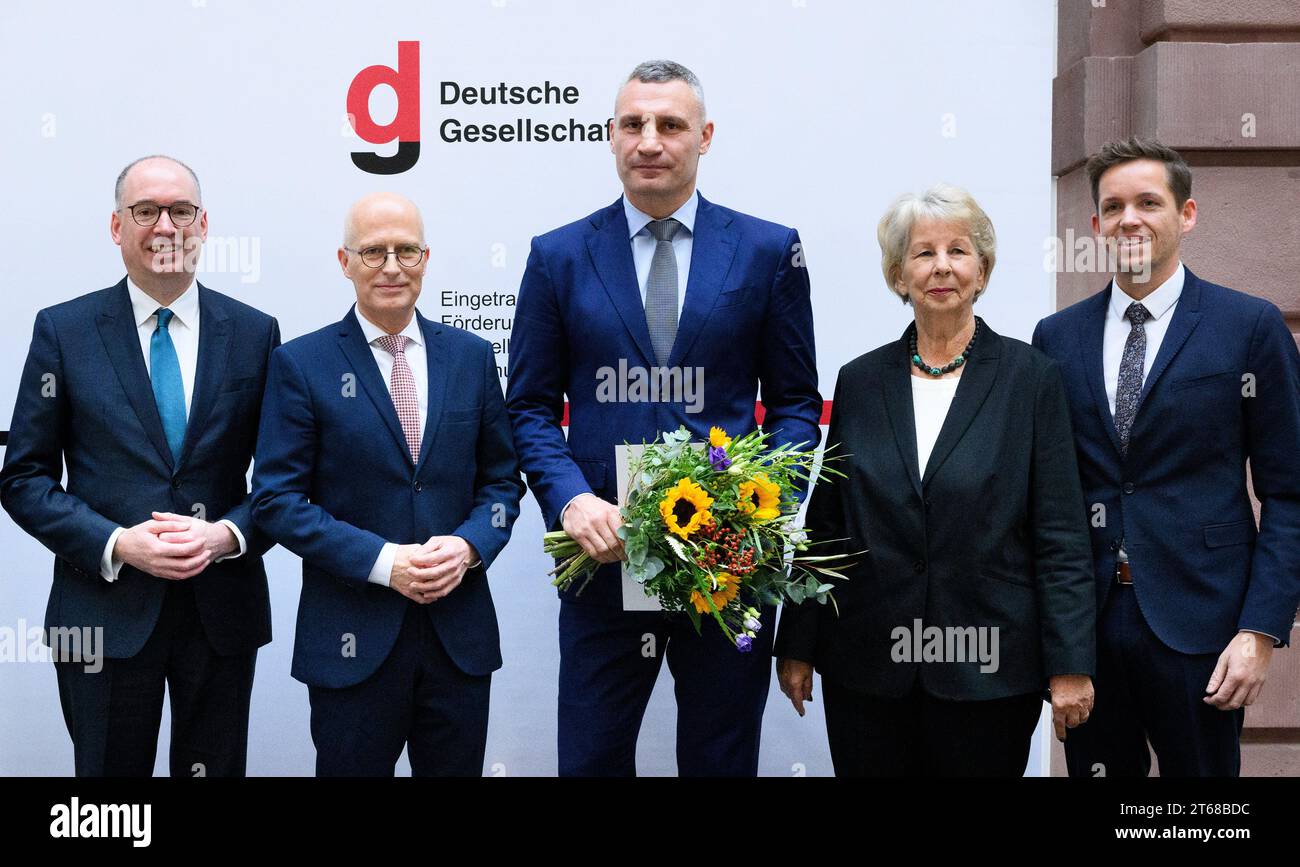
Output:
[
  {"xmin": 213, "ymin": 519, "xmax": 247, "ymax": 563},
  {"xmin": 101, "ymin": 527, "xmax": 127, "ymax": 583},
  {"xmin": 1240, "ymin": 629, "xmax": 1282, "ymax": 646},
  {"xmin": 456, "ymin": 536, "xmax": 482, "ymax": 569},
  {"xmin": 368, "ymin": 542, "xmax": 397, "ymax": 587},
  {"xmin": 559, "ymin": 493, "xmax": 588, "ymax": 528}
]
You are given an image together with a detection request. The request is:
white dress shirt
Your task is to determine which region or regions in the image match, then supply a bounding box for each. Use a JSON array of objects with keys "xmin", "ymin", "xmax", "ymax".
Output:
[
  {"xmin": 100, "ymin": 278, "xmax": 246, "ymax": 581},
  {"xmin": 1103, "ymin": 263, "xmax": 1184, "ymax": 416},
  {"xmin": 354, "ymin": 309, "xmax": 429, "ymax": 587},
  {"xmin": 911, "ymin": 375, "xmax": 961, "ymax": 475}
]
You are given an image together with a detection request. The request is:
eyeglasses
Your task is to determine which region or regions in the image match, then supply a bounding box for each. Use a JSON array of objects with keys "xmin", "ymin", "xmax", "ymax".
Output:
[
  {"xmin": 122, "ymin": 201, "xmax": 201, "ymax": 228},
  {"xmin": 343, "ymin": 244, "xmax": 428, "ymax": 268}
]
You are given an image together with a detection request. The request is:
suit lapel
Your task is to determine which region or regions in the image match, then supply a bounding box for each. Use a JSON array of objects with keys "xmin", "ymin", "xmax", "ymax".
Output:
[
  {"xmin": 94, "ymin": 279, "xmax": 174, "ymax": 471},
  {"xmin": 1136, "ymin": 268, "xmax": 1202, "ymax": 406},
  {"xmin": 414, "ymin": 312, "xmax": 448, "ymax": 474},
  {"xmin": 1078, "ymin": 287, "xmax": 1124, "ymax": 456},
  {"xmin": 921, "ymin": 320, "xmax": 1001, "ymax": 489},
  {"xmin": 880, "ymin": 332, "xmax": 923, "ymax": 500},
  {"xmin": 176, "ymin": 283, "xmax": 231, "ymax": 468},
  {"xmin": 585, "ymin": 199, "xmax": 657, "ymax": 367},
  {"xmin": 335, "ymin": 307, "xmax": 414, "ymax": 467},
  {"xmin": 668, "ymin": 194, "xmax": 737, "ymax": 368}
]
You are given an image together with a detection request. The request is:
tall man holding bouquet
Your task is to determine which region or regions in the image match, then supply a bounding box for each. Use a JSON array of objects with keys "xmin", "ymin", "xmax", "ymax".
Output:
[{"xmin": 507, "ymin": 60, "xmax": 822, "ymax": 776}]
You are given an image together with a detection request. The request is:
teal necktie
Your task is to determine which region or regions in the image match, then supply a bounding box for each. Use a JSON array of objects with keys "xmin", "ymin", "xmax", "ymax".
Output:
[{"xmin": 151, "ymin": 307, "xmax": 187, "ymax": 462}]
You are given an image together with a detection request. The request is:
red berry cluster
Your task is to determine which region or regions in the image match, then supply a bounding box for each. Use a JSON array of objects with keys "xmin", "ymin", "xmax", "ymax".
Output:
[{"xmin": 697, "ymin": 523, "xmax": 758, "ymax": 576}]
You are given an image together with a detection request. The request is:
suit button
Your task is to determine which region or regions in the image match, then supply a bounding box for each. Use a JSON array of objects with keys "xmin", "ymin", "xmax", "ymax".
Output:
[
  {"xmin": 924, "ymin": 499, "xmax": 932, "ymax": 510},
  {"xmin": 913, "ymin": 560, "xmax": 926, "ymax": 574},
  {"xmin": 414, "ymin": 482, "xmax": 424, "ymax": 492},
  {"xmin": 1122, "ymin": 482, "xmax": 1135, "ymax": 494},
  {"xmin": 171, "ymin": 478, "xmax": 182, "ymax": 489},
  {"xmin": 1110, "ymin": 539, "xmax": 1121, "ymax": 551}
]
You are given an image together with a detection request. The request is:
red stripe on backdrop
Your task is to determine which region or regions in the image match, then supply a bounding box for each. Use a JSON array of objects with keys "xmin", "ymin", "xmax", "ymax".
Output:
[
  {"xmin": 558, "ymin": 401, "xmax": 833, "ymax": 427},
  {"xmin": 0, "ymin": 404, "xmax": 836, "ymax": 440}
]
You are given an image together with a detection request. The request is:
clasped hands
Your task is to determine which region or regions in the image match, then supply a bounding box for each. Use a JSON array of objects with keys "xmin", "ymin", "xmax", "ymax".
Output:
[
  {"xmin": 390, "ymin": 536, "xmax": 479, "ymax": 604},
  {"xmin": 113, "ymin": 511, "xmax": 239, "ymax": 580}
]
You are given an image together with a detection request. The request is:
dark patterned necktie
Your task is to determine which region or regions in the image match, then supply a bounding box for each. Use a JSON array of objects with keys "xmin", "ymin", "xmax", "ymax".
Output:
[
  {"xmin": 1114, "ymin": 302, "xmax": 1150, "ymax": 455},
  {"xmin": 644, "ymin": 218, "xmax": 681, "ymax": 366}
]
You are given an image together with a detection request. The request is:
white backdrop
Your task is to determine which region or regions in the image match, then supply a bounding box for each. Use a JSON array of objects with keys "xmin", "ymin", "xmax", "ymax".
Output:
[{"xmin": 0, "ymin": 0, "xmax": 1056, "ymax": 776}]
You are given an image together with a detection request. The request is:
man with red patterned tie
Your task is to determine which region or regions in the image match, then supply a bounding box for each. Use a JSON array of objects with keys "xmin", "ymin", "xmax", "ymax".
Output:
[{"xmin": 252, "ymin": 193, "xmax": 523, "ymax": 776}]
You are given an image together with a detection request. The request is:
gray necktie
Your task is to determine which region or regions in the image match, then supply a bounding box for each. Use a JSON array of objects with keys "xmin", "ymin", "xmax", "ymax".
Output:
[
  {"xmin": 644, "ymin": 218, "xmax": 682, "ymax": 366},
  {"xmin": 1114, "ymin": 302, "xmax": 1150, "ymax": 455}
]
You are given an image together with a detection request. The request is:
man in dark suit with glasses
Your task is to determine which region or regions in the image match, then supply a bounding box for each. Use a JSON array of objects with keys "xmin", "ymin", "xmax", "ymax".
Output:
[{"xmin": 2, "ymin": 155, "xmax": 280, "ymax": 776}]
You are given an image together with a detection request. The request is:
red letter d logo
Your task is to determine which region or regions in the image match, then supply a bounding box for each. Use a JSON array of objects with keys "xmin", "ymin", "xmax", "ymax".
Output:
[{"xmin": 347, "ymin": 41, "xmax": 420, "ymax": 174}]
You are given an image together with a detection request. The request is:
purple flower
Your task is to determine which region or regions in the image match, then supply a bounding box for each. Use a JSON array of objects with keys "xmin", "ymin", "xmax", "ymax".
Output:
[
  {"xmin": 744, "ymin": 617, "xmax": 761, "ymax": 632},
  {"xmin": 708, "ymin": 445, "xmax": 732, "ymax": 471},
  {"xmin": 735, "ymin": 634, "xmax": 753, "ymax": 652}
]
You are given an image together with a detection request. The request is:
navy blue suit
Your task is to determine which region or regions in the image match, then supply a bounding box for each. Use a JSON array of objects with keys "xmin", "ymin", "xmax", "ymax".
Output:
[
  {"xmin": 506, "ymin": 194, "xmax": 821, "ymax": 775},
  {"xmin": 1033, "ymin": 268, "xmax": 1300, "ymax": 775},
  {"xmin": 1, "ymin": 279, "xmax": 279, "ymax": 776},
  {"xmin": 251, "ymin": 307, "xmax": 522, "ymax": 775}
]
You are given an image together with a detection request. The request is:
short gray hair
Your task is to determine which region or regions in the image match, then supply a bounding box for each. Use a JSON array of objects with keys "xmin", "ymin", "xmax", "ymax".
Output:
[
  {"xmin": 114, "ymin": 155, "xmax": 202, "ymax": 210},
  {"xmin": 877, "ymin": 183, "xmax": 997, "ymax": 304},
  {"xmin": 618, "ymin": 60, "xmax": 706, "ymax": 121}
]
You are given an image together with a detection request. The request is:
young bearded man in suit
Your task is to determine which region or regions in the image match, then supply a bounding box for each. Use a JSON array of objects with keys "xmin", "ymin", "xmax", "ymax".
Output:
[
  {"xmin": 506, "ymin": 60, "xmax": 822, "ymax": 776},
  {"xmin": 1033, "ymin": 137, "xmax": 1300, "ymax": 776},
  {"xmin": 1, "ymin": 155, "xmax": 280, "ymax": 776}
]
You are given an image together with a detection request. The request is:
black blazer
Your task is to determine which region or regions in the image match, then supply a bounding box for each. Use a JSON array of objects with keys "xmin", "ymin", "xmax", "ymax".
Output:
[{"xmin": 774, "ymin": 320, "xmax": 1095, "ymax": 701}]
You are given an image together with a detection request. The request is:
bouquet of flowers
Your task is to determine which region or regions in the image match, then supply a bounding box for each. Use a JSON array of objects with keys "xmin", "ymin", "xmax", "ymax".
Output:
[{"xmin": 543, "ymin": 426, "xmax": 855, "ymax": 651}]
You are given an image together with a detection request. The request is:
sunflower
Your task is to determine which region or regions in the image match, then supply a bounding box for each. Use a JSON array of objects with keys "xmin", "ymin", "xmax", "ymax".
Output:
[
  {"xmin": 659, "ymin": 477, "xmax": 715, "ymax": 540},
  {"xmin": 691, "ymin": 571, "xmax": 741, "ymax": 615},
  {"xmin": 709, "ymin": 426, "xmax": 732, "ymax": 449},
  {"xmin": 737, "ymin": 472, "xmax": 781, "ymax": 521}
]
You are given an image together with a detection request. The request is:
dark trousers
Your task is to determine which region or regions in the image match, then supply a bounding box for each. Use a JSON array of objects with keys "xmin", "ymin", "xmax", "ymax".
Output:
[
  {"xmin": 54, "ymin": 580, "xmax": 256, "ymax": 777},
  {"xmin": 822, "ymin": 678, "xmax": 1043, "ymax": 777},
  {"xmin": 1064, "ymin": 585, "xmax": 1244, "ymax": 777},
  {"xmin": 557, "ymin": 598, "xmax": 775, "ymax": 777},
  {"xmin": 308, "ymin": 600, "xmax": 491, "ymax": 777}
]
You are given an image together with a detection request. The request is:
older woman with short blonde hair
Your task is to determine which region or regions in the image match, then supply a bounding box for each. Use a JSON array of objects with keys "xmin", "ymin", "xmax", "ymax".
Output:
[
  {"xmin": 774, "ymin": 184, "xmax": 1097, "ymax": 777},
  {"xmin": 878, "ymin": 183, "xmax": 997, "ymax": 305}
]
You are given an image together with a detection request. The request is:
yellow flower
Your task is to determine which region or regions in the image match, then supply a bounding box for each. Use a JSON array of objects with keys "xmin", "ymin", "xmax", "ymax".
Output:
[
  {"xmin": 737, "ymin": 472, "xmax": 781, "ymax": 521},
  {"xmin": 659, "ymin": 477, "xmax": 715, "ymax": 540},
  {"xmin": 691, "ymin": 571, "xmax": 741, "ymax": 615},
  {"xmin": 709, "ymin": 427, "xmax": 731, "ymax": 449}
]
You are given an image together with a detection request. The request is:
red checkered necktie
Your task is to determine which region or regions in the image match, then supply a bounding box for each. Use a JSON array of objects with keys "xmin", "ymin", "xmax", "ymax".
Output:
[{"xmin": 375, "ymin": 333, "xmax": 421, "ymax": 462}]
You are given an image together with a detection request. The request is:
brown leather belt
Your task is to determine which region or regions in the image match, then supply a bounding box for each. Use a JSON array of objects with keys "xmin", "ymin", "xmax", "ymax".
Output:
[{"xmin": 1115, "ymin": 561, "xmax": 1133, "ymax": 585}]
